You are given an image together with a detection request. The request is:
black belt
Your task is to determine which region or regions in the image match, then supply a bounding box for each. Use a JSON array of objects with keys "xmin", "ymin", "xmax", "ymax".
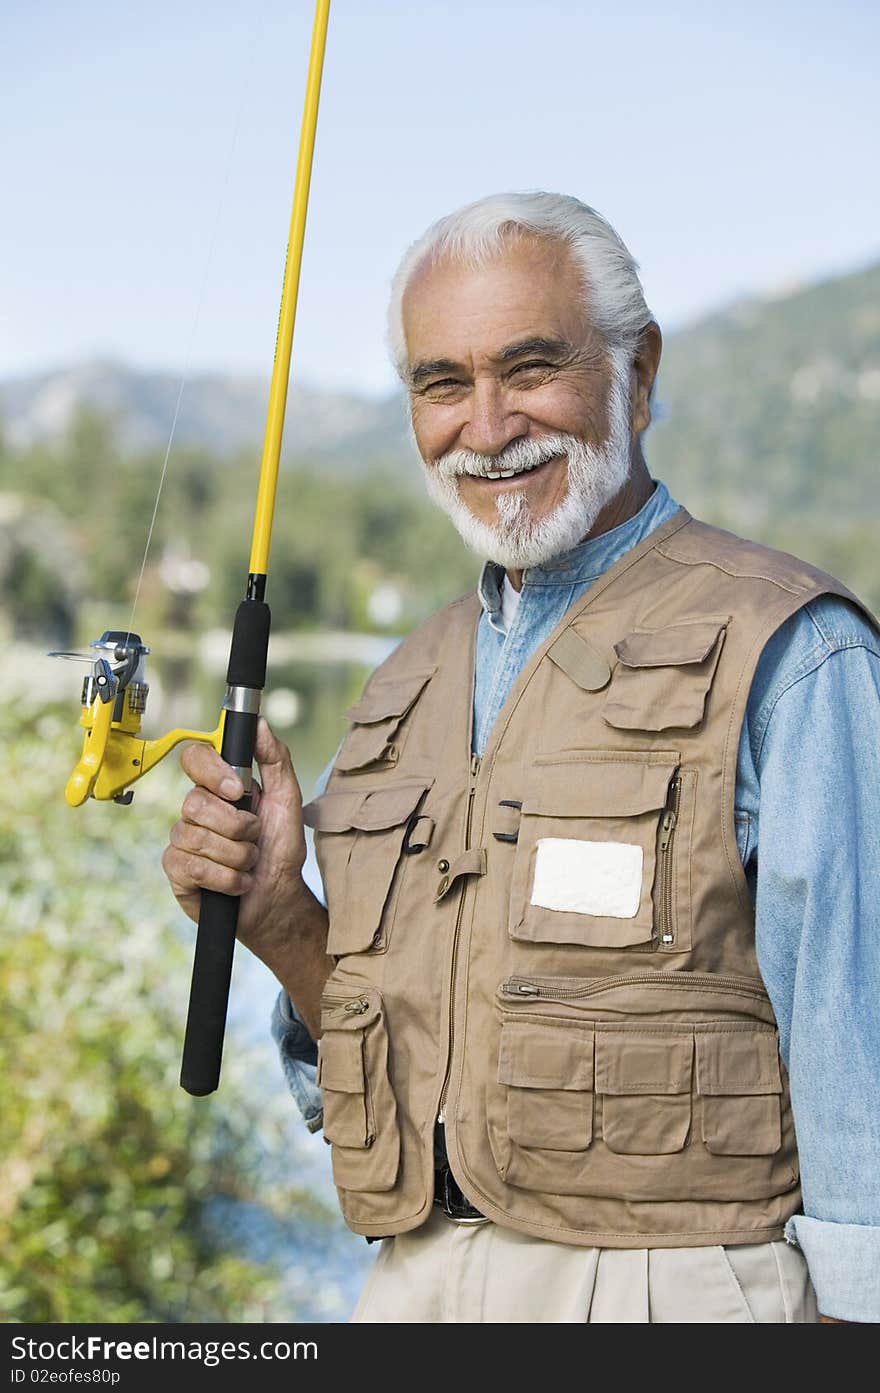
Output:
[{"xmin": 433, "ymin": 1164, "xmax": 489, "ymax": 1224}]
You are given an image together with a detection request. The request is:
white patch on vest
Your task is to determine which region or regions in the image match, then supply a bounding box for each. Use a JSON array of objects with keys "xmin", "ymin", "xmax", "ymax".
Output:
[{"xmin": 531, "ymin": 838, "xmax": 643, "ymax": 918}]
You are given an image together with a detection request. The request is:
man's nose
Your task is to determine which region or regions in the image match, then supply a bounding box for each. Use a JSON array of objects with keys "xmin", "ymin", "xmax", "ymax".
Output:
[{"xmin": 461, "ymin": 379, "xmax": 529, "ymax": 457}]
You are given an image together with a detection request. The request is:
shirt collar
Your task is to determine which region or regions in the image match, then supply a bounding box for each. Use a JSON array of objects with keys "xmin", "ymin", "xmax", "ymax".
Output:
[{"xmin": 478, "ymin": 477, "xmax": 680, "ymax": 620}]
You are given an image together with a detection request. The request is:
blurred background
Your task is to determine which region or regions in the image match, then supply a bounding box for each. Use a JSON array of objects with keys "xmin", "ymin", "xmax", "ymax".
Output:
[{"xmin": 2, "ymin": 0, "xmax": 878, "ymax": 1323}]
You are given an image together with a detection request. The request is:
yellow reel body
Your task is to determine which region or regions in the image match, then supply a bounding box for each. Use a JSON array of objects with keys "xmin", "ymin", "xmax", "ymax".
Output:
[{"xmin": 62, "ymin": 632, "xmax": 224, "ymax": 807}]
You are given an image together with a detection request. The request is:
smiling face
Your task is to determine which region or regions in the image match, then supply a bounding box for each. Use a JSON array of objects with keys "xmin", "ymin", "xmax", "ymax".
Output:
[{"xmin": 401, "ymin": 233, "xmax": 651, "ymax": 568}]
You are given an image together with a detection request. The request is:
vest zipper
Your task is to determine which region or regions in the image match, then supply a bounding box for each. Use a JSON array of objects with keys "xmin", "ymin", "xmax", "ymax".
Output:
[
  {"xmin": 501, "ymin": 971, "xmax": 769, "ymax": 1002},
  {"xmin": 655, "ymin": 774, "xmax": 681, "ymax": 946},
  {"xmin": 321, "ymin": 994, "xmax": 370, "ymax": 1016},
  {"xmin": 437, "ymin": 751, "xmax": 481, "ymax": 1124}
]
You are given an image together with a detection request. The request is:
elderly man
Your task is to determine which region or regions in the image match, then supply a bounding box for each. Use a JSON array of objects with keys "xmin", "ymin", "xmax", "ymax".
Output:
[{"xmin": 162, "ymin": 193, "xmax": 880, "ymax": 1324}]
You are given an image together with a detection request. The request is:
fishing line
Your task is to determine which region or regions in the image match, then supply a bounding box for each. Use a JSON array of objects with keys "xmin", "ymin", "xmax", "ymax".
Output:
[
  {"xmin": 123, "ymin": 14, "xmax": 265, "ymax": 650},
  {"xmin": 60, "ymin": 0, "xmax": 332, "ymax": 1098}
]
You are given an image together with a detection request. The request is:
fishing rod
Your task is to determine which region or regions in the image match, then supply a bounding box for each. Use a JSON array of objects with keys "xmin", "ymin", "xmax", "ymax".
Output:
[{"xmin": 51, "ymin": 0, "xmax": 332, "ymax": 1097}]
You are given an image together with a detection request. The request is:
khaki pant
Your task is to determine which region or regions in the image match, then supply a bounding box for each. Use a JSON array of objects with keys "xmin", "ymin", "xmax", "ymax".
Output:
[{"xmin": 352, "ymin": 1208, "xmax": 818, "ymax": 1323}]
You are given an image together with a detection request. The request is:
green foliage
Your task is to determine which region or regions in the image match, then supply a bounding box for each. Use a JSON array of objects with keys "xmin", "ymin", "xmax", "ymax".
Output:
[
  {"xmin": 650, "ymin": 261, "xmax": 880, "ymax": 610},
  {"xmin": 0, "ymin": 702, "xmax": 336, "ymax": 1323},
  {"xmin": 0, "ymin": 410, "xmax": 478, "ymax": 643}
]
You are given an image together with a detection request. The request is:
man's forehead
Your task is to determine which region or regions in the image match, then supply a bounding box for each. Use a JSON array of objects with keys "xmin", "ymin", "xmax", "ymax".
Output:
[{"xmin": 401, "ymin": 236, "xmax": 596, "ymax": 369}]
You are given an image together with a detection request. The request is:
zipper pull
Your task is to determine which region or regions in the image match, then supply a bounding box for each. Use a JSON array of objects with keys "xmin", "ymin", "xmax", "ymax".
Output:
[
  {"xmin": 469, "ymin": 752, "xmax": 481, "ymax": 787},
  {"xmin": 659, "ymin": 808, "xmax": 677, "ymax": 852},
  {"xmin": 504, "ymin": 979, "xmax": 539, "ymax": 997},
  {"xmin": 343, "ymin": 997, "xmax": 369, "ymax": 1015}
]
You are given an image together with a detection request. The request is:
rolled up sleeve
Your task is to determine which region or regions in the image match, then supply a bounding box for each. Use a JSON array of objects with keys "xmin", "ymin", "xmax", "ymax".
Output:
[{"xmin": 784, "ymin": 1216, "xmax": 880, "ymax": 1323}]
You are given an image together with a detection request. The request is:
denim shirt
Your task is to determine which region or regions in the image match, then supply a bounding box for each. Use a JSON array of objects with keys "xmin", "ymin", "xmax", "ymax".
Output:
[{"xmin": 274, "ymin": 479, "xmax": 880, "ymax": 1322}]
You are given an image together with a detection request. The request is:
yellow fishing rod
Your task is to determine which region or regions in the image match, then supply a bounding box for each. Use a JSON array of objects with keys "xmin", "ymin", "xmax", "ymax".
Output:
[{"xmin": 53, "ymin": 0, "xmax": 332, "ymax": 1097}]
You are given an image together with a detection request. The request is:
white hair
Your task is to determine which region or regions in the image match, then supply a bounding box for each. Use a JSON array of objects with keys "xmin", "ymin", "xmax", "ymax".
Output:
[{"xmin": 387, "ymin": 191, "xmax": 653, "ymax": 380}]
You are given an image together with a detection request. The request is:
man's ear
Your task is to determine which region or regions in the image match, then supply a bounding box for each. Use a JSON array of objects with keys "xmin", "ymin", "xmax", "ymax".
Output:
[{"xmin": 630, "ymin": 321, "xmax": 662, "ymax": 436}]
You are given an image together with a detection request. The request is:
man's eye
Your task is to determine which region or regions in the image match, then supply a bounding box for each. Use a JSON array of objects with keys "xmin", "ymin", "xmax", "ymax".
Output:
[
  {"xmin": 424, "ymin": 378, "xmax": 464, "ymax": 395},
  {"xmin": 512, "ymin": 360, "xmax": 553, "ymax": 377}
]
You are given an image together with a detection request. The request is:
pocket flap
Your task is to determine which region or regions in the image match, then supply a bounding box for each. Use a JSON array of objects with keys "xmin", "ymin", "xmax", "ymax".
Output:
[
  {"xmin": 303, "ymin": 778, "xmax": 432, "ymax": 833},
  {"xmin": 344, "ymin": 668, "xmax": 436, "ymax": 724},
  {"xmin": 547, "ymin": 629, "xmax": 611, "ymax": 692},
  {"xmin": 334, "ymin": 721, "xmax": 399, "ymax": 772},
  {"xmin": 498, "ymin": 1020, "xmax": 594, "ymax": 1090},
  {"xmin": 596, "ymin": 1029, "xmax": 693, "ymax": 1095},
  {"xmin": 695, "ymin": 1028, "xmax": 782, "ymax": 1096},
  {"xmin": 614, "ymin": 618, "xmax": 728, "ymax": 668},
  {"xmin": 525, "ymin": 753, "xmax": 679, "ymax": 818},
  {"xmin": 317, "ymin": 1032, "xmax": 364, "ymax": 1093}
]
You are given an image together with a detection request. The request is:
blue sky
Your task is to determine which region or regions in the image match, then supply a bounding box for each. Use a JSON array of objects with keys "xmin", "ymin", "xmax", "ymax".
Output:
[{"xmin": 4, "ymin": 0, "xmax": 878, "ymax": 395}]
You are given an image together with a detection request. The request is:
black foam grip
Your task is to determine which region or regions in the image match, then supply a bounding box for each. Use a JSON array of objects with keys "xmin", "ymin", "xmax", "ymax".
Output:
[
  {"xmin": 226, "ymin": 598, "xmax": 271, "ymax": 688},
  {"xmin": 179, "ymin": 881, "xmax": 243, "ymax": 1096},
  {"xmin": 179, "ymin": 704, "xmax": 259, "ymax": 1095},
  {"xmin": 223, "ymin": 710, "xmax": 258, "ymax": 768}
]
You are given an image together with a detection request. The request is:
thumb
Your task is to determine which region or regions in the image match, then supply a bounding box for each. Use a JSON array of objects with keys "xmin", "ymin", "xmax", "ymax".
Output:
[{"xmin": 253, "ymin": 716, "xmax": 300, "ymax": 801}]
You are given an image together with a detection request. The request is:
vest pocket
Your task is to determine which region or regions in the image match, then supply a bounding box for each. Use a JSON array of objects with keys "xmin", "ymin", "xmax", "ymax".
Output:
[
  {"xmin": 304, "ymin": 778, "xmax": 434, "ymax": 956},
  {"xmin": 491, "ymin": 976, "xmax": 794, "ymax": 1202},
  {"xmin": 696, "ymin": 1026, "xmax": 782, "ymax": 1155},
  {"xmin": 603, "ymin": 617, "xmax": 728, "ymax": 732},
  {"xmin": 318, "ymin": 986, "xmax": 400, "ymax": 1192},
  {"xmin": 596, "ymin": 1028, "xmax": 693, "ymax": 1154},
  {"xmin": 490, "ymin": 1018, "xmax": 595, "ymax": 1184},
  {"xmin": 509, "ymin": 750, "xmax": 681, "ymax": 948},
  {"xmin": 335, "ymin": 667, "xmax": 436, "ymax": 772}
]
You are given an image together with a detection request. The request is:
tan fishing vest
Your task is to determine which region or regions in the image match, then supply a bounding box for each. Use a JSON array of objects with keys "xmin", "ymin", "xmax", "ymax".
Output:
[{"xmin": 302, "ymin": 508, "xmax": 876, "ymax": 1248}]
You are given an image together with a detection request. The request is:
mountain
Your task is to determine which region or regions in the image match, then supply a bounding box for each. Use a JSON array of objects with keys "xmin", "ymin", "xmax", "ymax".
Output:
[
  {"xmin": 648, "ymin": 259, "xmax": 880, "ymax": 532},
  {"xmin": 0, "ymin": 359, "xmax": 413, "ymax": 470},
  {"xmin": 2, "ymin": 257, "xmax": 878, "ymax": 523}
]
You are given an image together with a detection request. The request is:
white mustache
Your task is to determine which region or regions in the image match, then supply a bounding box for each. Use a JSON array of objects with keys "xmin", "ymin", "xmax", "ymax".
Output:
[{"xmin": 435, "ymin": 433, "xmax": 573, "ymax": 480}]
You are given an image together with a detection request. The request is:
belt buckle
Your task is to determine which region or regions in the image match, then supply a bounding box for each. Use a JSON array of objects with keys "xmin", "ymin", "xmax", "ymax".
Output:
[{"xmin": 436, "ymin": 1166, "xmax": 490, "ymax": 1226}]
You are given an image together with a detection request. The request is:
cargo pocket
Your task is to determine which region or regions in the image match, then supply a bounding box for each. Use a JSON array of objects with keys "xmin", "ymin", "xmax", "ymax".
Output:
[
  {"xmin": 318, "ymin": 986, "xmax": 400, "ymax": 1192},
  {"xmin": 603, "ymin": 616, "xmax": 728, "ymax": 732},
  {"xmin": 696, "ymin": 1026, "xmax": 782, "ymax": 1155},
  {"xmin": 509, "ymin": 750, "xmax": 681, "ymax": 948},
  {"xmin": 490, "ymin": 1017, "xmax": 595, "ymax": 1187},
  {"xmin": 596, "ymin": 1028, "xmax": 693, "ymax": 1154},
  {"xmin": 303, "ymin": 778, "xmax": 433, "ymax": 955},
  {"xmin": 335, "ymin": 667, "xmax": 436, "ymax": 772}
]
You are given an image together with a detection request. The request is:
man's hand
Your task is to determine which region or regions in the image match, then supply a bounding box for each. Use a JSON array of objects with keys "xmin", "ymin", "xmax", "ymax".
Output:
[{"xmin": 162, "ymin": 718, "xmax": 320, "ymax": 980}]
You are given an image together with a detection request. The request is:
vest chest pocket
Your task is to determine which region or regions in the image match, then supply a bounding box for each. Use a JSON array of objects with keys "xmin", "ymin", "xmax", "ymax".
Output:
[
  {"xmin": 304, "ymin": 778, "xmax": 434, "ymax": 956},
  {"xmin": 603, "ymin": 617, "xmax": 728, "ymax": 732},
  {"xmin": 318, "ymin": 986, "xmax": 400, "ymax": 1193},
  {"xmin": 509, "ymin": 751, "xmax": 683, "ymax": 949},
  {"xmin": 335, "ymin": 667, "xmax": 436, "ymax": 772}
]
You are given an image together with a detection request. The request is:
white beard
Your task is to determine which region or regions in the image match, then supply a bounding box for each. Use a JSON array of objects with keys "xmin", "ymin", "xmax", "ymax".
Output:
[{"xmin": 419, "ymin": 352, "xmax": 632, "ymax": 571}]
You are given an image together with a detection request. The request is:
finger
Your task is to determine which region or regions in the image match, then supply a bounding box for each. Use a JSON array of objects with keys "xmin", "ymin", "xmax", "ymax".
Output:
[
  {"xmin": 180, "ymin": 787, "xmax": 261, "ymax": 842},
  {"xmin": 163, "ymin": 843, "xmax": 253, "ymax": 898},
  {"xmin": 169, "ymin": 820, "xmax": 260, "ymax": 873},
  {"xmin": 254, "ymin": 717, "xmax": 301, "ymax": 802},
  {"xmin": 180, "ymin": 741, "xmax": 245, "ymax": 801},
  {"xmin": 162, "ymin": 843, "xmax": 198, "ymax": 897}
]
